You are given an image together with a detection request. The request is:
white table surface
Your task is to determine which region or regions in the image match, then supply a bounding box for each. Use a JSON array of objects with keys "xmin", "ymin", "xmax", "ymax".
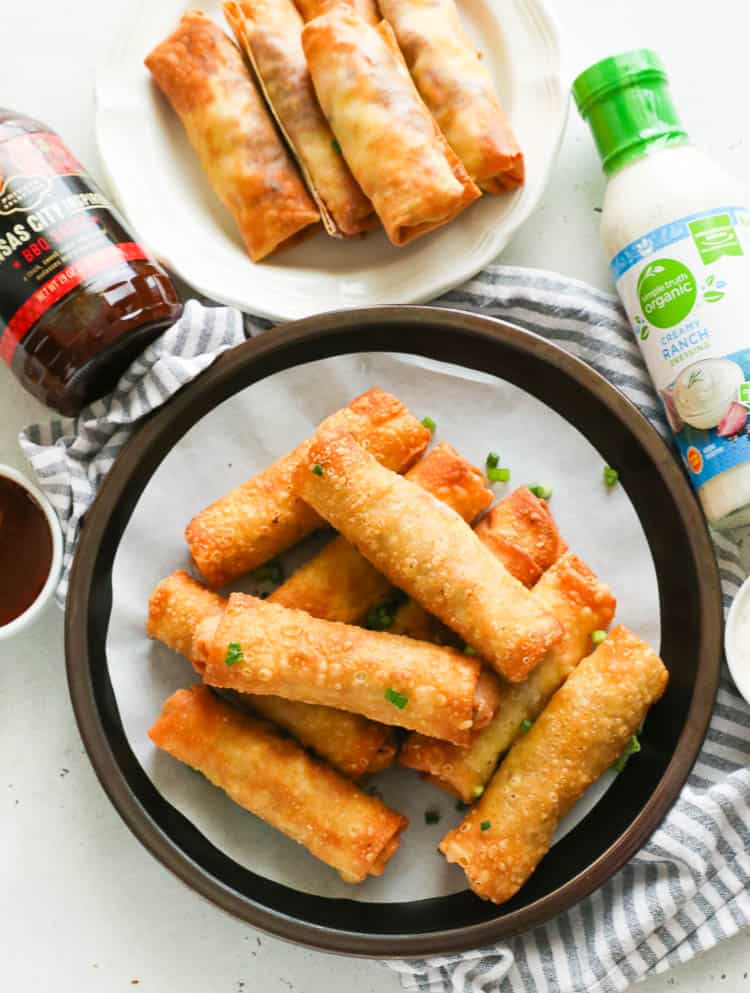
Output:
[{"xmin": 2, "ymin": 1, "xmax": 749, "ymax": 990}]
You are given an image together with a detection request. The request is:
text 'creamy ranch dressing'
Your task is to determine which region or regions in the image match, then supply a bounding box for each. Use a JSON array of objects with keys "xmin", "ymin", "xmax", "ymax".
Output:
[{"xmin": 574, "ymin": 50, "xmax": 750, "ymax": 528}]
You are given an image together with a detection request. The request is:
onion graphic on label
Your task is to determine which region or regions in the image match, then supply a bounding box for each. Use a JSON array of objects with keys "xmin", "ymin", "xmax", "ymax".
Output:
[{"xmin": 673, "ymin": 359, "xmax": 745, "ymax": 430}]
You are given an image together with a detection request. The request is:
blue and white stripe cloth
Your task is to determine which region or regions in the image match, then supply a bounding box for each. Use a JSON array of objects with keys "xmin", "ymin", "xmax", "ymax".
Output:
[{"xmin": 19, "ymin": 267, "xmax": 750, "ymax": 993}]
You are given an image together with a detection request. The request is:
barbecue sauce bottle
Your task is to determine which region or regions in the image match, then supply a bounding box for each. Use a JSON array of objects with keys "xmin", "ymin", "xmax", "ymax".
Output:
[{"xmin": 0, "ymin": 110, "xmax": 182, "ymax": 415}]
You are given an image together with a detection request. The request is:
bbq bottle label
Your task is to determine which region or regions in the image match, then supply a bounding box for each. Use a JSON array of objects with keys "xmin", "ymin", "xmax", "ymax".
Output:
[{"xmin": 0, "ymin": 131, "xmax": 148, "ymax": 364}]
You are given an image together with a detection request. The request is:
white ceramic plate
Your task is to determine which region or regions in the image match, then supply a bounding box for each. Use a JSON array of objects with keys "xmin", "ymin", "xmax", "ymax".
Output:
[{"xmin": 95, "ymin": 0, "xmax": 566, "ymax": 321}]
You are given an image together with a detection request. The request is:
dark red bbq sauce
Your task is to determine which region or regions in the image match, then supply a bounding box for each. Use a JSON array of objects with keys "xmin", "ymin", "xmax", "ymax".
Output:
[{"xmin": 0, "ymin": 476, "xmax": 53, "ymax": 626}]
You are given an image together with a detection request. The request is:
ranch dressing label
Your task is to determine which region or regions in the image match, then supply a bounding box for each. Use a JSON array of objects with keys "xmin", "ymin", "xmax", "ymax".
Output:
[{"xmin": 612, "ymin": 206, "xmax": 750, "ymax": 490}]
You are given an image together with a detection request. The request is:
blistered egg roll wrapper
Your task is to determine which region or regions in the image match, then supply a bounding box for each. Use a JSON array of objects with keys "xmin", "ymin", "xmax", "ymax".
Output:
[
  {"xmin": 147, "ymin": 570, "xmax": 397, "ymax": 778},
  {"xmin": 295, "ymin": 431, "xmax": 563, "ymax": 681},
  {"xmin": 400, "ymin": 552, "xmax": 616, "ymax": 800},
  {"xmin": 185, "ymin": 387, "xmax": 429, "ymax": 587},
  {"xmin": 149, "ymin": 686, "xmax": 407, "ymax": 882},
  {"xmin": 295, "ymin": 0, "xmax": 380, "ymax": 26},
  {"xmin": 144, "ymin": 10, "xmax": 319, "ymax": 261},
  {"xmin": 378, "ymin": 0, "xmax": 524, "ymax": 191},
  {"xmin": 197, "ymin": 592, "xmax": 490, "ymax": 745},
  {"xmin": 270, "ymin": 442, "xmax": 491, "ymax": 622},
  {"xmin": 439, "ymin": 625, "xmax": 668, "ymax": 903},
  {"xmin": 224, "ymin": 0, "xmax": 373, "ymax": 236}
]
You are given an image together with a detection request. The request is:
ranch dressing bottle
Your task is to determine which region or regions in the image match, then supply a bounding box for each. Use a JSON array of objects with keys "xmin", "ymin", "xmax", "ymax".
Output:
[{"xmin": 574, "ymin": 50, "xmax": 750, "ymax": 528}]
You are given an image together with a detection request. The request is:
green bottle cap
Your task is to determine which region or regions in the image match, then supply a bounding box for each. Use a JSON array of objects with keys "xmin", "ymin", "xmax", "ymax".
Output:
[{"xmin": 572, "ymin": 49, "xmax": 688, "ymax": 175}]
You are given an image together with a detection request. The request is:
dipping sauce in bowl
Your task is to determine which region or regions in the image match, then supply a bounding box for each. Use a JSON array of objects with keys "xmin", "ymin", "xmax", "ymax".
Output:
[{"xmin": 0, "ymin": 467, "xmax": 62, "ymax": 635}]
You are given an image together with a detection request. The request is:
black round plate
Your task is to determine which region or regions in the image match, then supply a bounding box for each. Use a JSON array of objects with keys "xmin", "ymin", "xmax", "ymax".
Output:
[{"xmin": 66, "ymin": 307, "xmax": 721, "ymax": 957}]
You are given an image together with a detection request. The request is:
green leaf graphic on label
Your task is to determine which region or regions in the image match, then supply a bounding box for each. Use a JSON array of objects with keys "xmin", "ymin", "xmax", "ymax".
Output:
[
  {"xmin": 689, "ymin": 213, "xmax": 743, "ymax": 264},
  {"xmin": 703, "ymin": 289, "xmax": 725, "ymax": 303},
  {"xmin": 739, "ymin": 382, "xmax": 750, "ymax": 407},
  {"xmin": 637, "ymin": 259, "xmax": 697, "ymax": 329}
]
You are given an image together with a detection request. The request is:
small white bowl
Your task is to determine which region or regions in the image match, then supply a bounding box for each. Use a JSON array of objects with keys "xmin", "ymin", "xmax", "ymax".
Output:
[
  {"xmin": 0, "ymin": 464, "xmax": 63, "ymax": 640},
  {"xmin": 724, "ymin": 574, "xmax": 750, "ymax": 706}
]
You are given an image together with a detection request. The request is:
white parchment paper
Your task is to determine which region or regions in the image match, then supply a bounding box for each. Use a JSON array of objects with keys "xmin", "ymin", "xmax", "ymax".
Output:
[{"xmin": 107, "ymin": 353, "xmax": 661, "ymax": 901}]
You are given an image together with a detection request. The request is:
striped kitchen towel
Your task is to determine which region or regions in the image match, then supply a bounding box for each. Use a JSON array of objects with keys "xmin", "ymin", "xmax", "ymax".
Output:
[{"xmin": 19, "ymin": 266, "xmax": 750, "ymax": 992}]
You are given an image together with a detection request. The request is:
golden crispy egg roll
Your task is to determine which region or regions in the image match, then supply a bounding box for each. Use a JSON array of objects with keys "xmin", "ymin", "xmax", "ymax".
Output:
[
  {"xmin": 224, "ymin": 0, "xmax": 373, "ymax": 236},
  {"xmin": 147, "ymin": 570, "xmax": 397, "ymax": 778},
  {"xmin": 295, "ymin": 0, "xmax": 380, "ymax": 25},
  {"xmin": 145, "ymin": 10, "xmax": 319, "ymax": 261},
  {"xmin": 301, "ymin": 8, "xmax": 481, "ymax": 246},
  {"xmin": 295, "ymin": 432, "xmax": 563, "ymax": 682},
  {"xmin": 399, "ymin": 553, "xmax": 616, "ymax": 800},
  {"xmin": 439, "ymin": 626, "xmax": 669, "ymax": 903},
  {"xmin": 149, "ymin": 686, "xmax": 407, "ymax": 882},
  {"xmin": 196, "ymin": 592, "xmax": 498, "ymax": 745},
  {"xmin": 388, "ymin": 486, "xmax": 567, "ymax": 639},
  {"xmin": 185, "ymin": 388, "xmax": 429, "ymax": 588},
  {"xmin": 378, "ymin": 0, "xmax": 524, "ymax": 192},
  {"xmin": 270, "ymin": 443, "xmax": 491, "ymax": 622}
]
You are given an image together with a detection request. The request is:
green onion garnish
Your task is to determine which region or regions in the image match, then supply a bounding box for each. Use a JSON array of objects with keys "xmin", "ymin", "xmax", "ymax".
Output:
[
  {"xmin": 603, "ymin": 465, "xmax": 619, "ymax": 488},
  {"xmin": 480, "ymin": 820, "xmax": 491, "ymax": 831},
  {"xmin": 487, "ymin": 467, "xmax": 511, "ymax": 483},
  {"xmin": 528, "ymin": 484, "xmax": 552, "ymax": 500},
  {"xmin": 225, "ymin": 642, "xmax": 243, "ymax": 666},
  {"xmin": 251, "ymin": 560, "xmax": 284, "ymax": 584},
  {"xmin": 385, "ymin": 687, "xmax": 408, "ymax": 709},
  {"xmin": 519, "ymin": 718, "xmax": 533, "ymax": 733},
  {"xmin": 331, "ymin": 138, "xmax": 342, "ymax": 155},
  {"xmin": 311, "ymin": 463, "xmax": 324, "ymax": 476},
  {"xmin": 463, "ymin": 644, "xmax": 477, "ymax": 656},
  {"xmin": 424, "ymin": 808, "xmax": 441, "ymax": 825},
  {"xmin": 472, "ymin": 785, "xmax": 484, "ymax": 798},
  {"xmin": 486, "ymin": 451, "xmax": 500, "ymax": 469},
  {"xmin": 366, "ymin": 604, "xmax": 394, "ymax": 630},
  {"xmin": 612, "ymin": 734, "xmax": 641, "ymax": 773},
  {"xmin": 421, "ymin": 416, "xmax": 436, "ymax": 433},
  {"xmin": 591, "ymin": 629, "xmax": 607, "ymax": 644}
]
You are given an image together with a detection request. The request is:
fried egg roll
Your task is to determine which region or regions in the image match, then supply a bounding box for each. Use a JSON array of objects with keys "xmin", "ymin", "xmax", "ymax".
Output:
[
  {"xmin": 399, "ymin": 553, "xmax": 616, "ymax": 800},
  {"xmin": 185, "ymin": 388, "xmax": 429, "ymax": 587},
  {"xmin": 147, "ymin": 570, "xmax": 397, "ymax": 778},
  {"xmin": 145, "ymin": 10, "xmax": 319, "ymax": 261},
  {"xmin": 295, "ymin": 0, "xmax": 380, "ymax": 25},
  {"xmin": 224, "ymin": 0, "xmax": 373, "ymax": 236},
  {"xmin": 149, "ymin": 686, "xmax": 407, "ymax": 882},
  {"xmin": 388, "ymin": 486, "xmax": 566, "ymax": 639},
  {"xmin": 295, "ymin": 432, "xmax": 563, "ymax": 681},
  {"xmin": 269, "ymin": 443, "xmax": 491, "ymax": 622},
  {"xmin": 302, "ymin": 9, "xmax": 481, "ymax": 246},
  {"xmin": 440, "ymin": 626, "xmax": 668, "ymax": 903},
  {"xmin": 378, "ymin": 0, "xmax": 524, "ymax": 192},
  {"xmin": 196, "ymin": 592, "xmax": 499, "ymax": 745}
]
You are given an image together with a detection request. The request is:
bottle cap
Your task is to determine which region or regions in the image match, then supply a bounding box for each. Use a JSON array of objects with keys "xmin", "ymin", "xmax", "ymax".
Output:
[{"xmin": 572, "ymin": 49, "xmax": 687, "ymax": 174}]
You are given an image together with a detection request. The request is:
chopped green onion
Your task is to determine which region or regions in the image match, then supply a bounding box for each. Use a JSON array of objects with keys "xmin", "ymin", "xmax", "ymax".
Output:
[
  {"xmin": 421, "ymin": 416, "xmax": 436, "ymax": 433},
  {"xmin": 487, "ymin": 467, "xmax": 511, "ymax": 483},
  {"xmin": 311, "ymin": 463, "xmax": 324, "ymax": 476},
  {"xmin": 385, "ymin": 687, "xmax": 408, "ymax": 709},
  {"xmin": 472, "ymin": 785, "xmax": 484, "ymax": 798},
  {"xmin": 480, "ymin": 820, "xmax": 492, "ymax": 832},
  {"xmin": 331, "ymin": 138, "xmax": 342, "ymax": 154},
  {"xmin": 251, "ymin": 560, "xmax": 284, "ymax": 584},
  {"xmin": 612, "ymin": 734, "xmax": 641, "ymax": 774},
  {"xmin": 463, "ymin": 644, "xmax": 477, "ymax": 656},
  {"xmin": 455, "ymin": 799, "xmax": 471, "ymax": 811},
  {"xmin": 424, "ymin": 808, "xmax": 441, "ymax": 825},
  {"xmin": 603, "ymin": 465, "xmax": 619, "ymax": 488},
  {"xmin": 486, "ymin": 451, "xmax": 500, "ymax": 469},
  {"xmin": 365, "ymin": 604, "xmax": 394, "ymax": 630},
  {"xmin": 528, "ymin": 484, "xmax": 552, "ymax": 500},
  {"xmin": 225, "ymin": 642, "xmax": 243, "ymax": 667},
  {"xmin": 519, "ymin": 718, "xmax": 533, "ymax": 733},
  {"xmin": 591, "ymin": 629, "xmax": 607, "ymax": 644}
]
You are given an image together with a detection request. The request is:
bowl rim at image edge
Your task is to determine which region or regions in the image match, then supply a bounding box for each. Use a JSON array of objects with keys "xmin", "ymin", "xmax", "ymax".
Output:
[{"xmin": 65, "ymin": 306, "xmax": 722, "ymax": 957}]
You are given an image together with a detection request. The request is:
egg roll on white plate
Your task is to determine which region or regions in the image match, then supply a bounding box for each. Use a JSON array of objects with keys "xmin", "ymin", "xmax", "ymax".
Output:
[
  {"xmin": 194, "ymin": 592, "xmax": 501, "ymax": 746},
  {"xmin": 295, "ymin": 431, "xmax": 563, "ymax": 682},
  {"xmin": 295, "ymin": 0, "xmax": 380, "ymax": 25},
  {"xmin": 147, "ymin": 570, "xmax": 398, "ymax": 778},
  {"xmin": 439, "ymin": 626, "xmax": 668, "ymax": 903},
  {"xmin": 149, "ymin": 685, "xmax": 407, "ymax": 882},
  {"xmin": 224, "ymin": 0, "xmax": 374, "ymax": 237},
  {"xmin": 378, "ymin": 0, "xmax": 524, "ymax": 191},
  {"xmin": 302, "ymin": 8, "xmax": 481, "ymax": 246},
  {"xmin": 145, "ymin": 9, "xmax": 319, "ymax": 261}
]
